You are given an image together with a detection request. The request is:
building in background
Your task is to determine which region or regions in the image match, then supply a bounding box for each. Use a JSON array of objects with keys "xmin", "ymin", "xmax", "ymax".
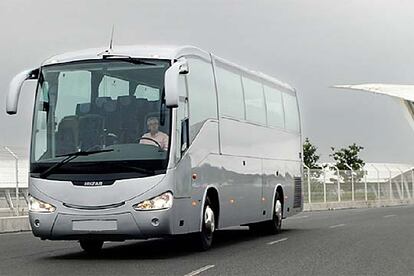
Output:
[{"xmin": 334, "ymin": 84, "xmax": 414, "ymax": 132}]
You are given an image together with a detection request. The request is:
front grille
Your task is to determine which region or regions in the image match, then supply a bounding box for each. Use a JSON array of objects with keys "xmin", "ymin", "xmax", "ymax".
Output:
[
  {"xmin": 63, "ymin": 201, "xmax": 125, "ymax": 210},
  {"xmin": 293, "ymin": 177, "xmax": 302, "ymax": 208}
]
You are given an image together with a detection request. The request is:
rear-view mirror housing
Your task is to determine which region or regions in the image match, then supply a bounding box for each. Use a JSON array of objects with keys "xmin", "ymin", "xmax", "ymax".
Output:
[
  {"xmin": 164, "ymin": 59, "xmax": 188, "ymax": 108},
  {"xmin": 6, "ymin": 68, "xmax": 39, "ymax": 115}
]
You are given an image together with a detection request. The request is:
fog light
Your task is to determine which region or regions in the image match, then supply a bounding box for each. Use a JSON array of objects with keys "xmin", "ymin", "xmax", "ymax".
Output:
[
  {"xmin": 34, "ymin": 219, "xmax": 40, "ymax": 228},
  {"xmin": 151, "ymin": 218, "xmax": 160, "ymax": 227}
]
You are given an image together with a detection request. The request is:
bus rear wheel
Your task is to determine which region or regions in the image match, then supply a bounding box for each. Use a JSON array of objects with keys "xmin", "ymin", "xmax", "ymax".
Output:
[
  {"xmin": 249, "ymin": 192, "xmax": 282, "ymax": 234},
  {"xmin": 194, "ymin": 197, "xmax": 215, "ymax": 251},
  {"xmin": 79, "ymin": 239, "xmax": 104, "ymax": 254},
  {"xmin": 267, "ymin": 192, "xmax": 283, "ymax": 234}
]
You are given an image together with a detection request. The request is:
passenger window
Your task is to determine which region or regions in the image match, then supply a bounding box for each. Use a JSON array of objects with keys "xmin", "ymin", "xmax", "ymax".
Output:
[
  {"xmin": 264, "ymin": 86, "xmax": 284, "ymax": 128},
  {"xmin": 98, "ymin": 75, "xmax": 129, "ymax": 99},
  {"xmin": 186, "ymin": 58, "xmax": 217, "ymax": 141},
  {"xmin": 135, "ymin": 84, "xmax": 160, "ymax": 101},
  {"xmin": 283, "ymin": 93, "xmax": 300, "ymax": 132},
  {"xmin": 215, "ymin": 63, "xmax": 244, "ymax": 119},
  {"xmin": 242, "ymin": 77, "xmax": 266, "ymax": 125}
]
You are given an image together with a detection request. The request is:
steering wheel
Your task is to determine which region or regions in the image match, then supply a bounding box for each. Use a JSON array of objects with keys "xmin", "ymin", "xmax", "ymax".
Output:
[{"xmin": 138, "ymin": 137, "xmax": 164, "ymax": 151}]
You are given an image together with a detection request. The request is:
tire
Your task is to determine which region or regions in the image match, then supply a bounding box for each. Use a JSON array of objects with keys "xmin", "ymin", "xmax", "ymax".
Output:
[
  {"xmin": 267, "ymin": 192, "xmax": 283, "ymax": 234},
  {"xmin": 250, "ymin": 192, "xmax": 283, "ymax": 235},
  {"xmin": 194, "ymin": 197, "xmax": 215, "ymax": 251},
  {"xmin": 79, "ymin": 239, "xmax": 104, "ymax": 254}
]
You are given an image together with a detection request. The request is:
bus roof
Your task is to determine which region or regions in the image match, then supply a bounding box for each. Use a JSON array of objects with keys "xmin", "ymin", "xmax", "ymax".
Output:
[{"xmin": 42, "ymin": 45, "xmax": 294, "ymax": 92}]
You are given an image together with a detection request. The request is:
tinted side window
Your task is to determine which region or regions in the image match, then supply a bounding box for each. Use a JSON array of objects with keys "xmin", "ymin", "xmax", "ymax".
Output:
[
  {"xmin": 242, "ymin": 77, "xmax": 266, "ymax": 125},
  {"xmin": 283, "ymin": 93, "xmax": 300, "ymax": 132},
  {"xmin": 264, "ymin": 85, "xmax": 284, "ymax": 128},
  {"xmin": 186, "ymin": 58, "xmax": 217, "ymax": 141},
  {"xmin": 135, "ymin": 84, "xmax": 160, "ymax": 101},
  {"xmin": 215, "ymin": 63, "xmax": 244, "ymax": 119},
  {"xmin": 99, "ymin": 75, "xmax": 129, "ymax": 99}
]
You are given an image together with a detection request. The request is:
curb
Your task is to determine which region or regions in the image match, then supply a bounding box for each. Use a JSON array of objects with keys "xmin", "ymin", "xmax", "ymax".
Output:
[
  {"xmin": 0, "ymin": 216, "xmax": 31, "ymax": 233},
  {"xmin": 304, "ymin": 200, "xmax": 414, "ymax": 211}
]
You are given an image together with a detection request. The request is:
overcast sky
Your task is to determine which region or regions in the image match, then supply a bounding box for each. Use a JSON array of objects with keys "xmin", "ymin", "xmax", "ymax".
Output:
[{"xmin": 0, "ymin": 0, "xmax": 413, "ymax": 163}]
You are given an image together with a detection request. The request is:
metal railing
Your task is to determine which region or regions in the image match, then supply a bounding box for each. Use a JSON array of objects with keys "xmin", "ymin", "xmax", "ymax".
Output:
[
  {"xmin": 303, "ymin": 164, "xmax": 414, "ymax": 204},
  {"xmin": 0, "ymin": 146, "xmax": 29, "ymax": 216}
]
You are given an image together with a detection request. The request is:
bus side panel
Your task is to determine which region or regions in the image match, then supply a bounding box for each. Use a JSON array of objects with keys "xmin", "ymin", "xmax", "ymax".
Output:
[
  {"xmin": 219, "ymin": 118, "xmax": 302, "ymax": 220},
  {"xmin": 175, "ymin": 120, "xmax": 220, "ymax": 233},
  {"xmin": 205, "ymin": 154, "xmax": 263, "ymax": 228},
  {"xmin": 219, "ymin": 118, "xmax": 299, "ymax": 162}
]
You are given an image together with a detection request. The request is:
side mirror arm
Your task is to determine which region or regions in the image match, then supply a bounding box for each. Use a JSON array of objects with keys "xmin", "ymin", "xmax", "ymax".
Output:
[{"xmin": 6, "ymin": 68, "xmax": 39, "ymax": 115}]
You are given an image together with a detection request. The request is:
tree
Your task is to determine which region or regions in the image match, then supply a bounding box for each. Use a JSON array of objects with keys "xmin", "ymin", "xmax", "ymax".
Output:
[
  {"xmin": 330, "ymin": 144, "xmax": 365, "ymax": 198},
  {"xmin": 303, "ymin": 137, "xmax": 321, "ymax": 169},
  {"xmin": 330, "ymin": 143, "xmax": 365, "ymax": 171},
  {"xmin": 303, "ymin": 138, "xmax": 326, "ymax": 201}
]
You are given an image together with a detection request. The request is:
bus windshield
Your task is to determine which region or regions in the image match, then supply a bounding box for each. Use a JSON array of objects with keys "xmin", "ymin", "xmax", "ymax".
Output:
[{"xmin": 30, "ymin": 59, "xmax": 171, "ymax": 179}]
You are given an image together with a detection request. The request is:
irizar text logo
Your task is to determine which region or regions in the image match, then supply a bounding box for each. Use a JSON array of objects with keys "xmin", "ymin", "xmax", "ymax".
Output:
[{"xmin": 83, "ymin": 181, "xmax": 103, "ymax": 186}]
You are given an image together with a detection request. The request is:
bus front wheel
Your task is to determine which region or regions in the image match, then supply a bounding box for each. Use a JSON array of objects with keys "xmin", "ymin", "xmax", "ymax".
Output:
[
  {"xmin": 79, "ymin": 239, "xmax": 104, "ymax": 254},
  {"xmin": 194, "ymin": 197, "xmax": 215, "ymax": 251}
]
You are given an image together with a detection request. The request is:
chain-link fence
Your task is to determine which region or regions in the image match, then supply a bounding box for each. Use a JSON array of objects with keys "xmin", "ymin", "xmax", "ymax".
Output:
[{"xmin": 303, "ymin": 164, "xmax": 414, "ymax": 204}]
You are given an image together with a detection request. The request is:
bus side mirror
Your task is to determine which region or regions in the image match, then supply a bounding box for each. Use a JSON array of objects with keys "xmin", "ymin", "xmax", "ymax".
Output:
[
  {"xmin": 164, "ymin": 60, "xmax": 188, "ymax": 108},
  {"xmin": 6, "ymin": 69, "xmax": 39, "ymax": 115}
]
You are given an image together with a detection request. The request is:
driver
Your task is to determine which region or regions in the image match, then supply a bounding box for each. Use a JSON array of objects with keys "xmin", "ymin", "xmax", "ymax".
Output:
[{"xmin": 139, "ymin": 117, "xmax": 169, "ymax": 150}]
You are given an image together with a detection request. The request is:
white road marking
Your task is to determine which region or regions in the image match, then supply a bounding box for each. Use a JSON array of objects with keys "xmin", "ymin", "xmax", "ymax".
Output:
[
  {"xmin": 184, "ymin": 265, "xmax": 215, "ymax": 276},
  {"xmin": 384, "ymin": 214, "xmax": 397, "ymax": 218},
  {"xmin": 267, "ymin": 238, "xmax": 288, "ymax": 245},
  {"xmin": 329, "ymin": 224, "xmax": 345, "ymax": 229}
]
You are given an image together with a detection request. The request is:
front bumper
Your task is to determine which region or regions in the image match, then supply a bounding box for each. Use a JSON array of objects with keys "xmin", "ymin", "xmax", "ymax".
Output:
[{"xmin": 29, "ymin": 207, "xmax": 174, "ymax": 241}]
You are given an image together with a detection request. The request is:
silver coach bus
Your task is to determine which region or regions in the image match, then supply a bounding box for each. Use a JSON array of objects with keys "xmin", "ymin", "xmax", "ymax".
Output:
[{"xmin": 6, "ymin": 45, "xmax": 303, "ymax": 252}]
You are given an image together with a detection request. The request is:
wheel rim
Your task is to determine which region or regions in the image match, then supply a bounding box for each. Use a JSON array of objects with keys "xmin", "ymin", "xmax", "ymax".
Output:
[
  {"xmin": 275, "ymin": 199, "xmax": 282, "ymax": 226},
  {"xmin": 204, "ymin": 205, "xmax": 215, "ymax": 236}
]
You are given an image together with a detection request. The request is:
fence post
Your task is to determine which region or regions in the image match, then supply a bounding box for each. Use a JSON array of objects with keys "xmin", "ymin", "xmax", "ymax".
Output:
[
  {"xmin": 304, "ymin": 164, "xmax": 311, "ymax": 203},
  {"xmin": 364, "ymin": 170, "xmax": 368, "ymax": 201},
  {"xmin": 333, "ymin": 166, "xmax": 341, "ymax": 202},
  {"xmin": 384, "ymin": 165, "xmax": 392, "ymax": 201},
  {"xmin": 323, "ymin": 168, "xmax": 327, "ymax": 203},
  {"xmin": 344, "ymin": 164, "xmax": 354, "ymax": 201},
  {"xmin": 4, "ymin": 146, "xmax": 19, "ymax": 216},
  {"xmin": 412, "ymin": 168, "xmax": 414, "ymax": 199},
  {"xmin": 371, "ymin": 164, "xmax": 380, "ymax": 200},
  {"xmin": 397, "ymin": 168, "xmax": 404, "ymax": 199}
]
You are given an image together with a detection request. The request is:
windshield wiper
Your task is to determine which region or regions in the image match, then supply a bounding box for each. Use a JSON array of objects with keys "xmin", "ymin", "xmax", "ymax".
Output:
[
  {"xmin": 111, "ymin": 163, "xmax": 157, "ymax": 176},
  {"xmin": 102, "ymin": 55, "xmax": 156, "ymax": 66},
  {"xmin": 123, "ymin": 58, "xmax": 156, "ymax": 66},
  {"xmin": 39, "ymin": 149, "xmax": 114, "ymax": 179}
]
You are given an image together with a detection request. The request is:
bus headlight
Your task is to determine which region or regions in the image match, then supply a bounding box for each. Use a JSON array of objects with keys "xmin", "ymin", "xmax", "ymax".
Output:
[
  {"xmin": 29, "ymin": 196, "xmax": 56, "ymax": 213},
  {"xmin": 133, "ymin": 192, "xmax": 173, "ymax": 211}
]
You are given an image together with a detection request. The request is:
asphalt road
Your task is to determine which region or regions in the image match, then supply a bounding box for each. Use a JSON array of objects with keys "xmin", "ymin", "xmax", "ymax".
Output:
[{"xmin": 0, "ymin": 205, "xmax": 413, "ymax": 276}]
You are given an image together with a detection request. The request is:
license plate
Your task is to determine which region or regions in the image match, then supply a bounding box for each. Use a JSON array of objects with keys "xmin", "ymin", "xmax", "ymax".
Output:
[{"xmin": 72, "ymin": 220, "xmax": 118, "ymax": 231}]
